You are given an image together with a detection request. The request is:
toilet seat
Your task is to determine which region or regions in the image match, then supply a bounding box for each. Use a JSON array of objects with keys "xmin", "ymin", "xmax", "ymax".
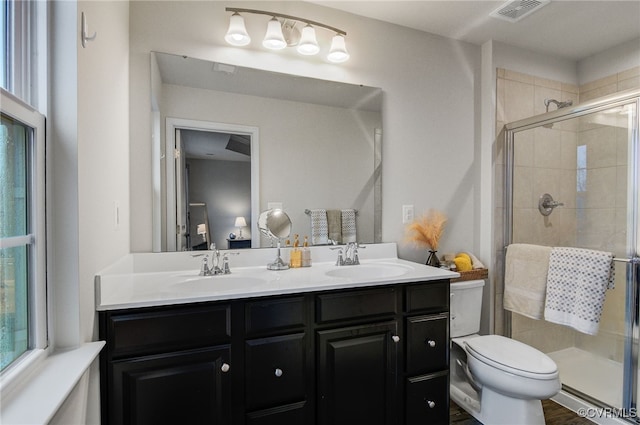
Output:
[{"xmin": 465, "ymin": 335, "xmax": 558, "ymax": 380}]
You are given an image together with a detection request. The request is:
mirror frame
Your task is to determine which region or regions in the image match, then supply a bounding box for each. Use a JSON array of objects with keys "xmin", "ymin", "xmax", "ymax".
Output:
[{"xmin": 164, "ymin": 117, "xmax": 260, "ymax": 250}]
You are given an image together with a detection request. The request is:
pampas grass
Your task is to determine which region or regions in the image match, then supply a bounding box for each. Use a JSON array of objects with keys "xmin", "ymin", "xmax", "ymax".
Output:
[{"xmin": 405, "ymin": 209, "xmax": 447, "ymax": 251}]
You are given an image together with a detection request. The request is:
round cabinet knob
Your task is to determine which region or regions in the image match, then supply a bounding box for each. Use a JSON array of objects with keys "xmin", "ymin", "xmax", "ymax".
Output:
[
  {"xmin": 426, "ymin": 340, "xmax": 436, "ymax": 348},
  {"xmin": 427, "ymin": 400, "xmax": 436, "ymax": 409},
  {"xmin": 274, "ymin": 368, "xmax": 283, "ymax": 377},
  {"xmin": 221, "ymin": 363, "xmax": 230, "ymax": 373},
  {"xmin": 392, "ymin": 335, "xmax": 400, "ymax": 343}
]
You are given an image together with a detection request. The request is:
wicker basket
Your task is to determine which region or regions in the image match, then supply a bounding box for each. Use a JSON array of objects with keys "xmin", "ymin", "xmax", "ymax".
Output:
[{"xmin": 451, "ymin": 268, "xmax": 488, "ymax": 282}]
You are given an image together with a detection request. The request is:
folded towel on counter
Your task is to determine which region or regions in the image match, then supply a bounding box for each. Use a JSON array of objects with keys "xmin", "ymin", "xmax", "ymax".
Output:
[
  {"xmin": 468, "ymin": 252, "xmax": 486, "ymax": 269},
  {"xmin": 341, "ymin": 209, "xmax": 357, "ymax": 243},
  {"xmin": 544, "ymin": 247, "xmax": 615, "ymax": 335},
  {"xmin": 309, "ymin": 209, "xmax": 329, "ymax": 245},
  {"xmin": 327, "ymin": 209, "xmax": 342, "ymax": 244},
  {"xmin": 504, "ymin": 244, "xmax": 552, "ymax": 320}
]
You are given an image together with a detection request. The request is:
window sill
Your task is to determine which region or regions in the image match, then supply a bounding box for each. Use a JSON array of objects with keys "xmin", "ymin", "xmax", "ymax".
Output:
[{"xmin": 0, "ymin": 341, "xmax": 105, "ymax": 425}]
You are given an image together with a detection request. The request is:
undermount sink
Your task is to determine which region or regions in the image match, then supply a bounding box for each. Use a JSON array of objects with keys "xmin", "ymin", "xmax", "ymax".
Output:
[
  {"xmin": 325, "ymin": 263, "xmax": 412, "ymax": 280},
  {"xmin": 168, "ymin": 275, "xmax": 268, "ymax": 293}
]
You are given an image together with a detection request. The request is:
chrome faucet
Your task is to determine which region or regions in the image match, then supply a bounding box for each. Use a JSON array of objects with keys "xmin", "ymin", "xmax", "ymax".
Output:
[
  {"xmin": 334, "ymin": 242, "xmax": 365, "ymax": 266},
  {"xmin": 195, "ymin": 244, "xmax": 238, "ymax": 276}
]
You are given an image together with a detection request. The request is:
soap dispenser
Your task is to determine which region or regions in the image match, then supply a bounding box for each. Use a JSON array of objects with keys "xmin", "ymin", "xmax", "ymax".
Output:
[
  {"xmin": 302, "ymin": 236, "xmax": 312, "ymax": 267},
  {"xmin": 289, "ymin": 234, "xmax": 302, "ymax": 268}
]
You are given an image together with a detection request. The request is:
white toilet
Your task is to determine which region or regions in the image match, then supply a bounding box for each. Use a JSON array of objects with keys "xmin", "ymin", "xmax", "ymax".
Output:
[{"xmin": 450, "ymin": 279, "xmax": 561, "ymax": 425}]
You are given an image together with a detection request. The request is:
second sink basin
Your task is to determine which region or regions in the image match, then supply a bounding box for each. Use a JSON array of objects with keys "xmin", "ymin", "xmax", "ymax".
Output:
[{"xmin": 325, "ymin": 263, "xmax": 412, "ymax": 280}]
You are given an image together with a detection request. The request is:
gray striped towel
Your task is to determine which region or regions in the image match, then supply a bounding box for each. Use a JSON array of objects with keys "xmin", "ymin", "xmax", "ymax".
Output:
[
  {"xmin": 309, "ymin": 209, "xmax": 329, "ymax": 245},
  {"xmin": 544, "ymin": 247, "xmax": 615, "ymax": 335},
  {"xmin": 341, "ymin": 209, "xmax": 357, "ymax": 243}
]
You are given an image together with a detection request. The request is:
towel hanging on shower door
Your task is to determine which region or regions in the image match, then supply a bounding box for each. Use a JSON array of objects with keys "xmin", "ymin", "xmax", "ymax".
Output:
[{"xmin": 544, "ymin": 247, "xmax": 615, "ymax": 335}]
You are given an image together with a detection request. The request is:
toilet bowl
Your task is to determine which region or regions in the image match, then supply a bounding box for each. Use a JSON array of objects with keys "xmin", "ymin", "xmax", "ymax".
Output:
[{"xmin": 449, "ymin": 280, "xmax": 561, "ymax": 425}]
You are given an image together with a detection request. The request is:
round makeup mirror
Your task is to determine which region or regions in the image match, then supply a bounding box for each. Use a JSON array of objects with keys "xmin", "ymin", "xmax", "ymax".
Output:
[
  {"xmin": 258, "ymin": 209, "xmax": 292, "ymax": 240},
  {"xmin": 258, "ymin": 209, "xmax": 291, "ymax": 270}
]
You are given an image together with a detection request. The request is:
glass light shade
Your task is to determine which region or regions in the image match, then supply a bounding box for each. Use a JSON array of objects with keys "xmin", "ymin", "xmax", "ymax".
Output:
[
  {"xmin": 327, "ymin": 34, "xmax": 350, "ymax": 63},
  {"xmin": 263, "ymin": 17, "xmax": 287, "ymax": 50},
  {"xmin": 225, "ymin": 13, "xmax": 251, "ymax": 46},
  {"xmin": 296, "ymin": 25, "xmax": 320, "ymax": 55}
]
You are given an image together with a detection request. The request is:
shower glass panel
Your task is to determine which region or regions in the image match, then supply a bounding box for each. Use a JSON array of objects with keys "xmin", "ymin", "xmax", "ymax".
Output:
[{"xmin": 506, "ymin": 91, "xmax": 639, "ymax": 414}]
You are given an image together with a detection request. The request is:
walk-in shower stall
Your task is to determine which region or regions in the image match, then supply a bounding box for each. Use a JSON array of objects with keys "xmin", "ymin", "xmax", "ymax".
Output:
[{"xmin": 504, "ymin": 89, "xmax": 640, "ymax": 421}]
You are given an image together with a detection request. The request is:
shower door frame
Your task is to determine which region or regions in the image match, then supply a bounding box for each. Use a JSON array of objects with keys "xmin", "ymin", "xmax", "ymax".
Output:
[{"xmin": 503, "ymin": 88, "xmax": 640, "ymax": 417}]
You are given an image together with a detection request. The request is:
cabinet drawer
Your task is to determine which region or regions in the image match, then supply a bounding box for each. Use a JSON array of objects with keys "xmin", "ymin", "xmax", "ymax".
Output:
[
  {"xmin": 405, "ymin": 371, "xmax": 449, "ymax": 425},
  {"xmin": 245, "ymin": 401, "xmax": 309, "ymax": 425},
  {"xmin": 107, "ymin": 304, "xmax": 230, "ymax": 358},
  {"xmin": 405, "ymin": 281, "xmax": 449, "ymax": 313},
  {"xmin": 245, "ymin": 333, "xmax": 307, "ymax": 411},
  {"xmin": 245, "ymin": 296, "xmax": 307, "ymax": 336},
  {"xmin": 316, "ymin": 287, "xmax": 397, "ymax": 324},
  {"xmin": 406, "ymin": 314, "xmax": 448, "ymax": 375}
]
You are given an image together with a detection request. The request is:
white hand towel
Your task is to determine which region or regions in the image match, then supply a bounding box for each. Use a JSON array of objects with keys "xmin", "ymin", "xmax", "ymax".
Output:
[
  {"xmin": 309, "ymin": 209, "xmax": 329, "ymax": 245},
  {"xmin": 341, "ymin": 209, "xmax": 357, "ymax": 243},
  {"xmin": 504, "ymin": 244, "xmax": 552, "ymax": 320},
  {"xmin": 544, "ymin": 247, "xmax": 615, "ymax": 335}
]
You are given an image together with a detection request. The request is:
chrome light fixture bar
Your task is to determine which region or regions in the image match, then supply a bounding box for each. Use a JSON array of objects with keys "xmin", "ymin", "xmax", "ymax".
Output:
[{"xmin": 224, "ymin": 7, "xmax": 350, "ymax": 63}]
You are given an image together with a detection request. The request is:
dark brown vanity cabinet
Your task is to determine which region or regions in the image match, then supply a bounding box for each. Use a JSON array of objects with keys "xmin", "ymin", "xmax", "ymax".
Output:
[
  {"xmin": 404, "ymin": 281, "xmax": 450, "ymax": 425},
  {"xmin": 99, "ymin": 279, "xmax": 450, "ymax": 425},
  {"xmin": 316, "ymin": 286, "xmax": 400, "ymax": 425},
  {"xmin": 99, "ymin": 303, "xmax": 233, "ymax": 425}
]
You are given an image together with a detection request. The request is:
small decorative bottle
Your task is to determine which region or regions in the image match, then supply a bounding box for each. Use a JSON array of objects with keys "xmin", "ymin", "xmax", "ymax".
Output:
[
  {"xmin": 301, "ymin": 236, "xmax": 312, "ymax": 267},
  {"xmin": 289, "ymin": 234, "xmax": 302, "ymax": 268}
]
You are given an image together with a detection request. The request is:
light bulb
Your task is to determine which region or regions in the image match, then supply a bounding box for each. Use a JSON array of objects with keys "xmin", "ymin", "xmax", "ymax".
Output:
[
  {"xmin": 297, "ymin": 24, "xmax": 319, "ymax": 55},
  {"xmin": 224, "ymin": 12, "xmax": 250, "ymax": 46},
  {"xmin": 263, "ymin": 17, "xmax": 287, "ymax": 50},
  {"xmin": 327, "ymin": 34, "xmax": 350, "ymax": 63}
]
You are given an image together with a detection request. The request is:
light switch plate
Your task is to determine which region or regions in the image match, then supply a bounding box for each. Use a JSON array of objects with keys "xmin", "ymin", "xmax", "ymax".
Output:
[{"xmin": 402, "ymin": 205, "xmax": 414, "ymax": 224}]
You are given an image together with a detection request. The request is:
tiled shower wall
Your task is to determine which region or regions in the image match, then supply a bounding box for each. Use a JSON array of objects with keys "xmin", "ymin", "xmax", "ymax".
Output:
[{"xmin": 493, "ymin": 66, "xmax": 640, "ymax": 356}]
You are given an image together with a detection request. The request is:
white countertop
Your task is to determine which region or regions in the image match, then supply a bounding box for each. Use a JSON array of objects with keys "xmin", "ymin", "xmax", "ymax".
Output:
[{"xmin": 95, "ymin": 243, "xmax": 459, "ymax": 311}]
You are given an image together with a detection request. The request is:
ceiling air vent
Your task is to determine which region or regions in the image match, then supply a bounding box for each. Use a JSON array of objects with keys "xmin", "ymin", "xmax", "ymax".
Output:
[{"xmin": 490, "ymin": 0, "xmax": 550, "ymax": 22}]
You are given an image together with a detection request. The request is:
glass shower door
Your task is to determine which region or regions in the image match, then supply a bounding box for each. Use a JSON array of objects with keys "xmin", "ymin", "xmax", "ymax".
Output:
[{"xmin": 506, "ymin": 96, "xmax": 639, "ymax": 414}]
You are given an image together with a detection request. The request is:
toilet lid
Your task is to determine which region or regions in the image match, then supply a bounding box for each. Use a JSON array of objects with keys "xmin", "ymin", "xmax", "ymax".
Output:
[{"xmin": 465, "ymin": 335, "xmax": 557, "ymax": 376}]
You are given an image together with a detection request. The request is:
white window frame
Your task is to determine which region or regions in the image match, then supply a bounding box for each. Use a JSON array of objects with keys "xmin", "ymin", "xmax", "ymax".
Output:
[
  {"xmin": 0, "ymin": 88, "xmax": 47, "ymax": 390},
  {"xmin": 0, "ymin": 0, "xmax": 47, "ymax": 393}
]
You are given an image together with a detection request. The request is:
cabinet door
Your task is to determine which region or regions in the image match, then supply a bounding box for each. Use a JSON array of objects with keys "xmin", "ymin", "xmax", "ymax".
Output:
[
  {"xmin": 317, "ymin": 321, "xmax": 399, "ymax": 425},
  {"xmin": 109, "ymin": 346, "xmax": 231, "ymax": 425}
]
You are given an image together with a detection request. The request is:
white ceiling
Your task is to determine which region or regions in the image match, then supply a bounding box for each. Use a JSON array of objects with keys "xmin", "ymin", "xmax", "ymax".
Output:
[{"xmin": 312, "ymin": 0, "xmax": 640, "ymax": 61}]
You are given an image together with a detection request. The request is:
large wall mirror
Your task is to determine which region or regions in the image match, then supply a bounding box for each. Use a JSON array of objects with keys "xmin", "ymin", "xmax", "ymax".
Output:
[{"xmin": 151, "ymin": 52, "xmax": 382, "ymax": 251}]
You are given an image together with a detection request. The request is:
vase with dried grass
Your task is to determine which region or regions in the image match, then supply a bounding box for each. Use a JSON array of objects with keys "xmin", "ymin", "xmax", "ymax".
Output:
[{"xmin": 405, "ymin": 209, "xmax": 447, "ymax": 268}]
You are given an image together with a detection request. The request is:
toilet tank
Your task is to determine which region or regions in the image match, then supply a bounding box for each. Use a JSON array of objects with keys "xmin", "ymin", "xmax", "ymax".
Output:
[{"xmin": 450, "ymin": 279, "xmax": 485, "ymax": 338}]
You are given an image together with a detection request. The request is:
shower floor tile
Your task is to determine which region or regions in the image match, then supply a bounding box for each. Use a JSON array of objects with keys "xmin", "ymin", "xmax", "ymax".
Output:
[{"xmin": 548, "ymin": 347, "xmax": 622, "ymax": 408}]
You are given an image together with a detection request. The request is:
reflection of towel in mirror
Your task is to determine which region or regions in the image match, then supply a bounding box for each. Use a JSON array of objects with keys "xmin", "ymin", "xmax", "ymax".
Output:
[
  {"xmin": 310, "ymin": 209, "xmax": 329, "ymax": 245},
  {"xmin": 327, "ymin": 210, "xmax": 342, "ymax": 244},
  {"xmin": 341, "ymin": 209, "xmax": 357, "ymax": 243},
  {"xmin": 504, "ymin": 244, "xmax": 552, "ymax": 320},
  {"xmin": 544, "ymin": 247, "xmax": 615, "ymax": 335}
]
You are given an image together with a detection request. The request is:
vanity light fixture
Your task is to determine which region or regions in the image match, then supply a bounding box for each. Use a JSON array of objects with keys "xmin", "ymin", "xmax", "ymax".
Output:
[
  {"xmin": 224, "ymin": 12, "xmax": 251, "ymax": 46},
  {"xmin": 224, "ymin": 7, "xmax": 349, "ymax": 63}
]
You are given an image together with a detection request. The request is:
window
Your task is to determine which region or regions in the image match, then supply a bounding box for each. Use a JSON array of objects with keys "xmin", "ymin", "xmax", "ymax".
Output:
[
  {"xmin": 1, "ymin": 0, "xmax": 46, "ymax": 375},
  {"xmin": 0, "ymin": 90, "xmax": 46, "ymax": 373}
]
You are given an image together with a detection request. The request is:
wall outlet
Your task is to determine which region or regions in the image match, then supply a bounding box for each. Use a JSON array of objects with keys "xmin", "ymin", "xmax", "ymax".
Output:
[{"xmin": 402, "ymin": 204, "xmax": 414, "ymax": 224}]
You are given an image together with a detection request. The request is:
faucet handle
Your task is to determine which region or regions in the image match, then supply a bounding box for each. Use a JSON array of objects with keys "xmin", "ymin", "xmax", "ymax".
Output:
[
  {"xmin": 199, "ymin": 255, "xmax": 211, "ymax": 276},
  {"xmin": 221, "ymin": 252, "xmax": 239, "ymax": 274}
]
